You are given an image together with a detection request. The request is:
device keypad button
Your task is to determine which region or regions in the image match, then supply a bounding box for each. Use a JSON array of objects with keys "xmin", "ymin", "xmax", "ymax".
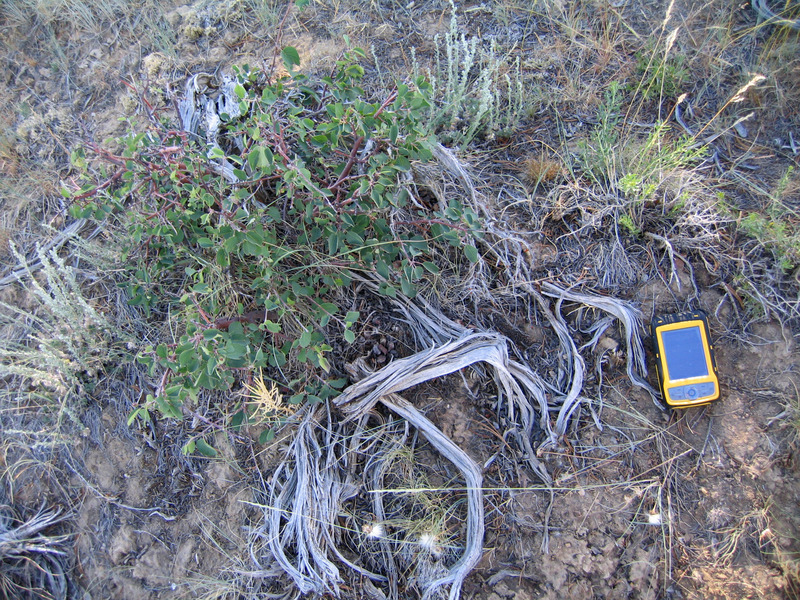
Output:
[{"xmin": 698, "ymin": 382, "xmax": 715, "ymax": 396}]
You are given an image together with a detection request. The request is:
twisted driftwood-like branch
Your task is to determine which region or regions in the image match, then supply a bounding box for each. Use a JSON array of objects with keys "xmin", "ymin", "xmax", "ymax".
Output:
[
  {"xmin": 752, "ymin": 0, "xmax": 800, "ymax": 30},
  {"xmin": 377, "ymin": 393, "xmax": 483, "ymax": 600},
  {"xmin": 540, "ymin": 282, "xmax": 659, "ymax": 402}
]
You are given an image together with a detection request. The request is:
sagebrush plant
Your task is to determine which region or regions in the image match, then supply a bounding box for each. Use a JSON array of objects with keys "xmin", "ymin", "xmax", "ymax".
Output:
[
  {"xmin": 0, "ymin": 243, "xmax": 130, "ymax": 429},
  {"xmin": 67, "ymin": 46, "xmax": 480, "ymax": 453},
  {"xmin": 411, "ymin": 0, "xmax": 526, "ymax": 146}
]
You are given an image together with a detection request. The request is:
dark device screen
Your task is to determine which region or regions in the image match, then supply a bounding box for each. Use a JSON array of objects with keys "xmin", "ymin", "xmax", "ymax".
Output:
[{"xmin": 661, "ymin": 326, "xmax": 709, "ymax": 381}]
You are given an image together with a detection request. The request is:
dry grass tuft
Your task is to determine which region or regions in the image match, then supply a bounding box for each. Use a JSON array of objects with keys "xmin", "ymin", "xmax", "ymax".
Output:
[{"xmin": 520, "ymin": 154, "xmax": 563, "ymax": 187}]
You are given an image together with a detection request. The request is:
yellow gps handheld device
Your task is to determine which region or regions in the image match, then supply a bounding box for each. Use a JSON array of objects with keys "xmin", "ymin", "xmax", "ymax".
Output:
[{"xmin": 651, "ymin": 311, "xmax": 720, "ymax": 408}]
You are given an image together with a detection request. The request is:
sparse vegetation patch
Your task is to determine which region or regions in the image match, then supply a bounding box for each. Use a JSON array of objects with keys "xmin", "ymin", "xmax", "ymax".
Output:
[{"xmin": 1, "ymin": 0, "xmax": 800, "ymax": 599}]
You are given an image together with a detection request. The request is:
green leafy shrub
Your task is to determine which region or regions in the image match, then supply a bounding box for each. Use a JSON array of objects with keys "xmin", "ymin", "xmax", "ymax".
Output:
[{"xmin": 67, "ymin": 47, "xmax": 479, "ymax": 446}]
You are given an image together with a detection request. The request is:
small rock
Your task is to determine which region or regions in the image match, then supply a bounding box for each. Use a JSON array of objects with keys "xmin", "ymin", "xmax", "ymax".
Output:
[
  {"xmin": 597, "ymin": 335, "xmax": 619, "ymax": 354},
  {"xmin": 109, "ymin": 525, "xmax": 137, "ymax": 565},
  {"xmin": 223, "ymin": 29, "xmax": 240, "ymax": 46},
  {"xmin": 207, "ymin": 46, "xmax": 228, "ymax": 63},
  {"xmin": 166, "ymin": 9, "xmax": 182, "ymax": 27},
  {"xmin": 132, "ymin": 544, "xmax": 172, "ymax": 585},
  {"xmin": 494, "ymin": 581, "xmax": 514, "ymax": 597}
]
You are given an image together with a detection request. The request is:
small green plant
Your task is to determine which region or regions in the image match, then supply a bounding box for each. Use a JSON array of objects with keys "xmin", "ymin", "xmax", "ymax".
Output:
[
  {"xmin": 617, "ymin": 213, "xmax": 641, "ymax": 237},
  {"xmin": 575, "ymin": 81, "xmax": 707, "ymax": 234},
  {"xmin": 618, "ymin": 122, "xmax": 707, "ymax": 212},
  {"xmin": 68, "ymin": 47, "xmax": 479, "ymax": 451},
  {"xmin": 737, "ymin": 168, "xmax": 800, "ymax": 272},
  {"xmin": 369, "ymin": 444, "xmax": 464, "ymax": 564},
  {"xmin": 618, "ymin": 173, "xmax": 657, "ymax": 202},
  {"xmin": 629, "ymin": 34, "xmax": 689, "ymax": 102},
  {"xmin": 577, "ymin": 80, "xmax": 623, "ymax": 185},
  {"xmin": 241, "ymin": 0, "xmax": 284, "ymax": 29},
  {"xmin": 138, "ymin": 0, "xmax": 179, "ymax": 59}
]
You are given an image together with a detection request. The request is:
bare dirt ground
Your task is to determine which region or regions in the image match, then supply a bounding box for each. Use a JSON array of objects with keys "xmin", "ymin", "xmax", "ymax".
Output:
[{"xmin": 1, "ymin": 1, "xmax": 800, "ymax": 599}]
